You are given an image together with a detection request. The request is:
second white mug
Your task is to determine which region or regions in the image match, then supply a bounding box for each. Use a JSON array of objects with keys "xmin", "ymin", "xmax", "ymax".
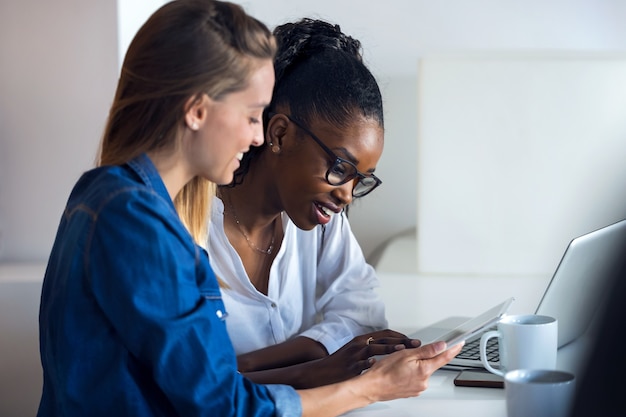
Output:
[
  {"xmin": 480, "ymin": 314, "xmax": 557, "ymax": 376},
  {"xmin": 505, "ymin": 369, "xmax": 575, "ymax": 417}
]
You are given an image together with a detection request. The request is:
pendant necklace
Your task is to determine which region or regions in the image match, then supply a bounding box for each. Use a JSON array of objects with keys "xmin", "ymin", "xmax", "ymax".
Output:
[{"xmin": 226, "ymin": 196, "xmax": 276, "ymax": 255}]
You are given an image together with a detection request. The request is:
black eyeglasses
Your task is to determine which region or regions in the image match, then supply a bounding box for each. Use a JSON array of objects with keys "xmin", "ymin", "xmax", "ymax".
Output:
[{"xmin": 271, "ymin": 113, "xmax": 382, "ymax": 198}]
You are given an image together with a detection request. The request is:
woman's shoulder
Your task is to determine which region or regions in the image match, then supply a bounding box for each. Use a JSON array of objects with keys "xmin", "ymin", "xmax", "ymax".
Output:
[{"xmin": 68, "ymin": 165, "xmax": 175, "ymax": 224}]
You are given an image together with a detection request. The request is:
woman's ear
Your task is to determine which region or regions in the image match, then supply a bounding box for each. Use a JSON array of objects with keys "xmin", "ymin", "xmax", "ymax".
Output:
[
  {"xmin": 266, "ymin": 113, "xmax": 289, "ymax": 154},
  {"xmin": 184, "ymin": 94, "xmax": 211, "ymax": 131}
]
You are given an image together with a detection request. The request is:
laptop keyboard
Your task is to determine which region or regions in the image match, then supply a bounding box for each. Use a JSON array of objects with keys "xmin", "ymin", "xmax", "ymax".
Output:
[{"xmin": 456, "ymin": 335, "xmax": 499, "ymax": 362}]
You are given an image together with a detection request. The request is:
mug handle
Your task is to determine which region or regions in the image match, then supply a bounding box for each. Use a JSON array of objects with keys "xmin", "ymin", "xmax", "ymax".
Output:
[{"xmin": 480, "ymin": 330, "xmax": 504, "ymax": 376}]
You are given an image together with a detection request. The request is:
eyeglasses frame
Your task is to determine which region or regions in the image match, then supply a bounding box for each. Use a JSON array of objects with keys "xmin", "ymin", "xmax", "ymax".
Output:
[{"xmin": 267, "ymin": 112, "xmax": 382, "ymax": 198}]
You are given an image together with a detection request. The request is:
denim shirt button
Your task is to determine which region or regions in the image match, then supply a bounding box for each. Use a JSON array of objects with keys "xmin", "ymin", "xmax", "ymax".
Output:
[{"xmin": 270, "ymin": 302, "xmax": 277, "ymax": 308}]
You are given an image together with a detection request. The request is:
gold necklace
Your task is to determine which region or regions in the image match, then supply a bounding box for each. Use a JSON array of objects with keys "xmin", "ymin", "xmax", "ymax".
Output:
[{"xmin": 226, "ymin": 196, "xmax": 276, "ymax": 255}]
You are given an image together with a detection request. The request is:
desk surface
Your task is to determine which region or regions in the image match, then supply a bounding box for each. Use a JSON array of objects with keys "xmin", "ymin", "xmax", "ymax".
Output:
[
  {"xmin": 339, "ymin": 323, "xmax": 592, "ymax": 417},
  {"xmin": 341, "ymin": 369, "xmax": 505, "ymax": 416}
]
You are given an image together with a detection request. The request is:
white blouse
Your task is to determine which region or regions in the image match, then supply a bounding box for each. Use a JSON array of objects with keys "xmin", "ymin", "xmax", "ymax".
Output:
[{"xmin": 207, "ymin": 196, "xmax": 388, "ymax": 356}]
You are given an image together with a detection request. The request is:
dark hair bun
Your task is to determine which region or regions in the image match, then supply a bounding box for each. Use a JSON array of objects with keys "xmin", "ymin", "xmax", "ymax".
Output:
[{"xmin": 273, "ymin": 18, "xmax": 362, "ymax": 81}]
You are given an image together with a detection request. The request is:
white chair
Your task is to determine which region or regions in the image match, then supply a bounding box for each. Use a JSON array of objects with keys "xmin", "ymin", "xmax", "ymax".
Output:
[{"xmin": 0, "ymin": 264, "xmax": 45, "ymax": 417}]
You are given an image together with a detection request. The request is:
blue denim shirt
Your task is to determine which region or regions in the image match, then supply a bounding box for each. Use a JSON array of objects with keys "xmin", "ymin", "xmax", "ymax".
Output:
[{"xmin": 38, "ymin": 154, "xmax": 301, "ymax": 417}]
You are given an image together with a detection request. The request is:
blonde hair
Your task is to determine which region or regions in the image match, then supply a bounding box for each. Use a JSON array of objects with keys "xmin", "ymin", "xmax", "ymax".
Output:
[{"xmin": 98, "ymin": 0, "xmax": 276, "ymax": 244}]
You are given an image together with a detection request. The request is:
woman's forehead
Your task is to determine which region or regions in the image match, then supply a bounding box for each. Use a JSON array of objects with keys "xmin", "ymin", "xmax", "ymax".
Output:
[
  {"xmin": 310, "ymin": 116, "xmax": 383, "ymax": 145},
  {"xmin": 311, "ymin": 116, "xmax": 384, "ymax": 166}
]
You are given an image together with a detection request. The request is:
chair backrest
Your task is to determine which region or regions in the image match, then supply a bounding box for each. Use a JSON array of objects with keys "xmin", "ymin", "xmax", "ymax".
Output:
[{"xmin": 0, "ymin": 264, "xmax": 45, "ymax": 417}]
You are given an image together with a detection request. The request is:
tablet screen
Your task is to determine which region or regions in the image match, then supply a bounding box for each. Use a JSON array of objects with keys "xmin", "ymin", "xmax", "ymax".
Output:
[{"xmin": 439, "ymin": 297, "xmax": 515, "ymax": 349}]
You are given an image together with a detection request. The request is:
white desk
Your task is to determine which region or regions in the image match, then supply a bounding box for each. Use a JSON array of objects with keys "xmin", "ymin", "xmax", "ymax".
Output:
[
  {"xmin": 341, "ymin": 369, "xmax": 505, "ymax": 416},
  {"xmin": 341, "ymin": 336, "xmax": 591, "ymax": 417}
]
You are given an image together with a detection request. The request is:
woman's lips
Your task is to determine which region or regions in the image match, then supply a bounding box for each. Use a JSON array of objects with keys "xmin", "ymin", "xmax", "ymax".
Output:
[{"xmin": 314, "ymin": 202, "xmax": 334, "ymax": 225}]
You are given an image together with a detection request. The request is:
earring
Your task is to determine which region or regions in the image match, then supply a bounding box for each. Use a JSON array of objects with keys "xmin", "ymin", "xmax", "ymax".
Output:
[
  {"xmin": 190, "ymin": 122, "xmax": 198, "ymax": 131},
  {"xmin": 269, "ymin": 143, "xmax": 281, "ymax": 154}
]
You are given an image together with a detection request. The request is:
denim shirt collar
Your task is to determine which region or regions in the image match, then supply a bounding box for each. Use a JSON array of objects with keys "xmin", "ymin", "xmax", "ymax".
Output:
[{"xmin": 127, "ymin": 153, "xmax": 176, "ymax": 211}]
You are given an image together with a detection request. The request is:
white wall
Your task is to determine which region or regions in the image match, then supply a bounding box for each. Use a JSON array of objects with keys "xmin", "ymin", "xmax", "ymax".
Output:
[
  {"xmin": 0, "ymin": 0, "xmax": 118, "ymax": 262},
  {"xmin": 117, "ymin": 0, "xmax": 166, "ymax": 67},
  {"xmin": 2, "ymin": 0, "xmax": 626, "ymax": 264}
]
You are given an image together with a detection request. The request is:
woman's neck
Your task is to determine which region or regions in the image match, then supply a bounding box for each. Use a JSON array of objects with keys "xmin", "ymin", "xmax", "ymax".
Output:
[
  {"xmin": 146, "ymin": 148, "xmax": 192, "ymax": 202},
  {"xmin": 219, "ymin": 186, "xmax": 277, "ymax": 236},
  {"xmin": 219, "ymin": 159, "xmax": 282, "ymax": 233}
]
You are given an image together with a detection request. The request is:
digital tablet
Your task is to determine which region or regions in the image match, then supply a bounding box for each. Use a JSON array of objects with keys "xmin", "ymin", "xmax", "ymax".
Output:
[{"xmin": 438, "ymin": 297, "xmax": 515, "ymax": 350}]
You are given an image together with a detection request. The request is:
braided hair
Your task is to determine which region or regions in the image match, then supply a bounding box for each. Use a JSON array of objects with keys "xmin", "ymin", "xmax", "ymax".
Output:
[{"xmin": 231, "ymin": 18, "xmax": 384, "ymax": 185}]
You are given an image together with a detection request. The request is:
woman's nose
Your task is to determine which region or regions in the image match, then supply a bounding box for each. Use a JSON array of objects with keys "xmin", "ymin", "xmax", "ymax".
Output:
[
  {"xmin": 331, "ymin": 180, "xmax": 354, "ymax": 205},
  {"xmin": 251, "ymin": 125, "xmax": 264, "ymax": 147}
]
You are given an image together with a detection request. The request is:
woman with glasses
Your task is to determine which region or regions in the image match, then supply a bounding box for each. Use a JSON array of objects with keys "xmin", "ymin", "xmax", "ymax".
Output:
[{"xmin": 208, "ymin": 18, "xmax": 413, "ymax": 388}]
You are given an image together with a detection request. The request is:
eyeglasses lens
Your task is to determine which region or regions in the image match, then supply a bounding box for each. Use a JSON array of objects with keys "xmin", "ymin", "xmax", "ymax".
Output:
[
  {"xmin": 353, "ymin": 178, "xmax": 377, "ymax": 197},
  {"xmin": 327, "ymin": 160, "xmax": 378, "ymax": 197},
  {"xmin": 327, "ymin": 160, "xmax": 354, "ymax": 185}
]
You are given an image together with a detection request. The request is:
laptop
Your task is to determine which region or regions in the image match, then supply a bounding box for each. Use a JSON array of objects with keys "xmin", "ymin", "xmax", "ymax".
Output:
[{"xmin": 410, "ymin": 218, "xmax": 626, "ymax": 372}]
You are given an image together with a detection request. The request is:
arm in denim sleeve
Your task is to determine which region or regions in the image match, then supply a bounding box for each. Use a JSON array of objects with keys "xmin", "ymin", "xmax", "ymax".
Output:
[
  {"xmin": 266, "ymin": 385, "xmax": 302, "ymax": 417},
  {"xmin": 87, "ymin": 188, "xmax": 301, "ymax": 417}
]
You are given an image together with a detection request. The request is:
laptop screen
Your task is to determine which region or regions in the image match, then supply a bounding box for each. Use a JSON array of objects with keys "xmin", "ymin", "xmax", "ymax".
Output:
[{"xmin": 536, "ymin": 219, "xmax": 626, "ymax": 347}]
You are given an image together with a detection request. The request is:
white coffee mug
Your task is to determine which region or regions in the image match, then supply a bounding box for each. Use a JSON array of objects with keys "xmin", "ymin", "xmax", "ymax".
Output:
[
  {"xmin": 505, "ymin": 369, "xmax": 575, "ymax": 417},
  {"xmin": 480, "ymin": 314, "xmax": 557, "ymax": 376}
]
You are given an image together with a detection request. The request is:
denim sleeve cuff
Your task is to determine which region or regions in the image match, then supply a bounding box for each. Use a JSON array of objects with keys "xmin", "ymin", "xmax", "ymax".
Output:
[{"xmin": 265, "ymin": 384, "xmax": 302, "ymax": 417}]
